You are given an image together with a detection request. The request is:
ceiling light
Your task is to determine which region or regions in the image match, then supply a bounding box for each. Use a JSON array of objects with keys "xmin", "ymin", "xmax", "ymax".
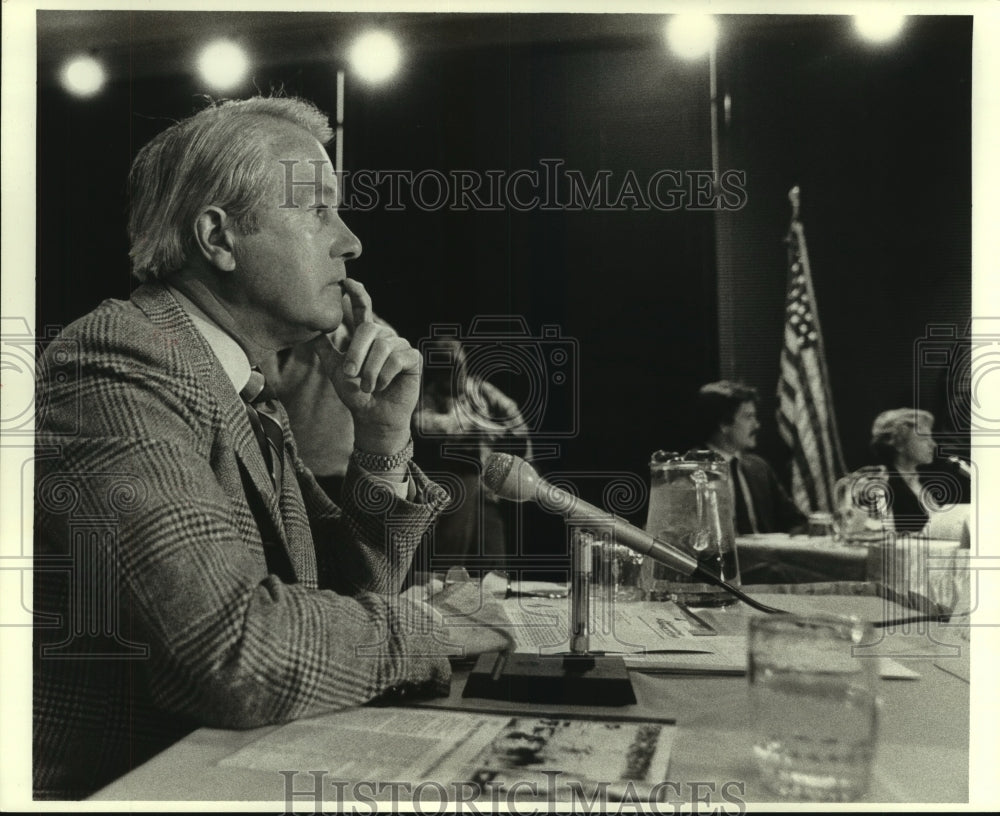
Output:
[
  {"xmin": 349, "ymin": 31, "xmax": 401, "ymax": 84},
  {"xmin": 61, "ymin": 56, "xmax": 106, "ymax": 98},
  {"xmin": 198, "ymin": 40, "xmax": 249, "ymax": 91},
  {"xmin": 854, "ymin": 13, "xmax": 906, "ymax": 44},
  {"xmin": 665, "ymin": 15, "xmax": 718, "ymax": 60}
]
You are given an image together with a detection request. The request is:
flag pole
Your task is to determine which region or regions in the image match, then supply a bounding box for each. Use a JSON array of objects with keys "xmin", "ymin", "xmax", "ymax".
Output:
[
  {"xmin": 335, "ymin": 68, "xmax": 345, "ymax": 205},
  {"xmin": 709, "ymin": 39, "xmax": 720, "ymax": 181}
]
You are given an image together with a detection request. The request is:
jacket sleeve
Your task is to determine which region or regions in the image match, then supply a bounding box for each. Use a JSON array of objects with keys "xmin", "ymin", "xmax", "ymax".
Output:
[
  {"xmin": 34, "ymin": 316, "xmax": 452, "ymax": 730},
  {"xmin": 298, "ymin": 452, "xmax": 451, "ymax": 596}
]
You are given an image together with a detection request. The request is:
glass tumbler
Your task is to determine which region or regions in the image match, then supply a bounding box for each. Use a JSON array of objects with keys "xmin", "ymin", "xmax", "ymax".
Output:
[{"xmin": 747, "ymin": 614, "xmax": 879, "ymax": 802}]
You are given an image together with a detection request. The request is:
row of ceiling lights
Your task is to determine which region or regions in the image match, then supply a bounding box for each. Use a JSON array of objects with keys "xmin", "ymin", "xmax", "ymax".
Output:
[
  {"xmin": 60, "ymin": 13, "xmax": 907, "ymax": 99},
  {"xmin": 61, "ymin": 29, "xmax": 400, "ymax": 98}
]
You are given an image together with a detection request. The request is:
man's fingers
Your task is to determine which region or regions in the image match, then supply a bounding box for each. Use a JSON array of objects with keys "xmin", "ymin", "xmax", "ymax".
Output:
[
  {"xmin": 307, "ymin": 332, "xmax": 344, "ymax": 374},
  {"xmin": 342, "ymin": 321, "xmax": 383, "ymax": 379},
  {"xmin": 373, "ymin": 347, "xmax": 422, "ymax": 393},
  {"xmin": 356, "ymin": 334, "xmax": 396, "ymax": 392},
  {"xmin": 357, "ymin": 337, "xmax": 419, "ymax": 393},
  {"xmin": 338, "ymin": 322, "xmax": 420, "ymax": 392},
  {"xmin": 439, "ymin": 624, "xmax": 514, "ymax": 658},
  {"xmin": 340, "ymin": 278, "xmax": 373, "ymax": 327}
]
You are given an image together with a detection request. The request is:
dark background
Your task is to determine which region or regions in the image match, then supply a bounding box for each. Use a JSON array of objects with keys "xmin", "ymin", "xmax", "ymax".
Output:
[{"xmin": 36, "ymin": 12, "xmax": 971, "ymax": 554}]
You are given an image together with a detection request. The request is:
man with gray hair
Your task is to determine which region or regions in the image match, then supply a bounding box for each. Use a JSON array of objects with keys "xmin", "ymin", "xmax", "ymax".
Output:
[{"xmin": 32, "ymin": 96, "xmax": 507, "ymax": 798}]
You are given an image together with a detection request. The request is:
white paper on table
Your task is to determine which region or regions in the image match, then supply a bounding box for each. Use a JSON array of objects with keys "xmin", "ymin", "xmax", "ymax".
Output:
[
  {"xmin": 626, "ymin": 650, "xmax": 920, "ymax": 679},
  {"xmin": 738, "ymin": 532, "xmax": 797, "ymax": 547},
  {"xmin": 501, "ymin": 598, "xmax": 716, "ymax": 654},
  {"xmin": 218, "ymin": 708, "xmax": 473, "ymax": 780},
  {"xmin": 218, "ymin": 707, "xmax": 677, "ymax": 801},
  {"xmin": 626, "ymin": 645, "xmax": 919, "ymax": 679},
  {"xmin": 501, "ymin": 597, "xmax": 920, "ymax": 678}
]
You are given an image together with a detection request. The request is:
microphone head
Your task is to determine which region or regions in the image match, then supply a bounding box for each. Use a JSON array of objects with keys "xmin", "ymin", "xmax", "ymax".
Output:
[
  {"xmin": 482, "ymin": 452, "xmax": 536, "ymax": 502},
  {"xmin": 948, "ymin": 455, "xmax": 972, "ymax": 475},
  {"xmin": 482, "ymin": 452, "xmax": 515, "ymax": 494}
]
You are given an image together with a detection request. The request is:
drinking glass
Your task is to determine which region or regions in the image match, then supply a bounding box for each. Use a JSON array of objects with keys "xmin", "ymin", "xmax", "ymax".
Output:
[
  {"xmin": 747, "ymin": 614, "xmax": 879, "ymax": 802},
  {"xmin": 591, "ymin": 535, "xmax": 645, "ymax": 602}
]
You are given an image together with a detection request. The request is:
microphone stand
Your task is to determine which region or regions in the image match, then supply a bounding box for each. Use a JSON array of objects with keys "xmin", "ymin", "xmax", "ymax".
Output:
[
  {"xmin": 463, "ymin": 532, "xmax": 637, "ymax": 706},
  {"xmin": 568, "ymin": 530, "xmax": 595, "ymax": 658}
]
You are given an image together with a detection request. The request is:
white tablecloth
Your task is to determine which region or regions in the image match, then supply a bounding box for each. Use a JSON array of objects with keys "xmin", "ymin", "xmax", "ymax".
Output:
[{"xmin": 736, "ymin": 533, "xmax": 966, "ymax": 614}]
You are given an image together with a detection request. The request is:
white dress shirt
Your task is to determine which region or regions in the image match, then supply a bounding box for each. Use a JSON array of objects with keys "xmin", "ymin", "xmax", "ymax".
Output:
[
  {"xmin": 708, "ymin": 444, "xmax": 760, "ymax": 534},
  {"xmin": 168, "ymin": 286, "xmax": 409, "ymax": 499}
]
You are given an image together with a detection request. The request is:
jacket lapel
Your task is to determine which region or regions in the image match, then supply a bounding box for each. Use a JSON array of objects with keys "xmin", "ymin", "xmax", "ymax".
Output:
[
  {"xmin": 274, "ymin": 421, "xmax": 317, "ymax": 587},
  {"xmin": 130, "ymin": 283, "xmax": 291, "ymax": 558}
]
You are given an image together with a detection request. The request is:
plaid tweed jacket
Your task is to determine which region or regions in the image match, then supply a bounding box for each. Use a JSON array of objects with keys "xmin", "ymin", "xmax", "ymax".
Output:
[{"xmin": 32, "ymin": 283, "xmax": 452, "ymax": 799}]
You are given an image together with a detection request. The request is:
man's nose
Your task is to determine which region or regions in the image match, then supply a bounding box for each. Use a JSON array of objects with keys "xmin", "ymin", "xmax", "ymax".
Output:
[{"xmin": 333, "ymin": 219, "xmax": 363, "ymax": 260}]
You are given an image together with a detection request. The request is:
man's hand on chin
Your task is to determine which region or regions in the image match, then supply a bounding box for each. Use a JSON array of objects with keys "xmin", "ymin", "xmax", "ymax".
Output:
[{"xmin": 309, "ymin": 279, "xmax": 420, "ymax": 457}]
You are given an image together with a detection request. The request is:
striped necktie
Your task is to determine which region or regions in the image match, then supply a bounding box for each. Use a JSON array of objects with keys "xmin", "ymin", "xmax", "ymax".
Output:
[{"xmin": 240, "ymin": 367, "xmax": 284, "ymax": 490}]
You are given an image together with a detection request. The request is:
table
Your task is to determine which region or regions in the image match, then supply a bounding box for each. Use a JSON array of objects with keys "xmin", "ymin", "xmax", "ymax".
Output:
[
  {"xmin": 737, "ymin": 534, "xmax": 967, "ymax": 613},
  {"xmin": 738, "ymin": 533, "xmax": 870, "ymax": 582},
  {"xmin": 89, "ymin": 594, "xmax": 970, "ymax": 805}
]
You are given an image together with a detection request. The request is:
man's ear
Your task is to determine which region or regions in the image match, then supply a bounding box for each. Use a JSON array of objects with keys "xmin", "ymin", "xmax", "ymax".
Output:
[{"xmin": 192, "ymin": 206, "xmax": 237, "ymax": 272}]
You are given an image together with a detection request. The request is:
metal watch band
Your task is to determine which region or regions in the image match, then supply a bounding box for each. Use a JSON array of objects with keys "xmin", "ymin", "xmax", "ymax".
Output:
[{"xmin": 351, "ymin": 437, "xmax": 414, "ymax": 473}]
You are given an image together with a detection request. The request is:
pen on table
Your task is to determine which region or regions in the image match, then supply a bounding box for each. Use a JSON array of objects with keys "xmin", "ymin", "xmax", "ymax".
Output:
[
  {"xmin": 655, "ymin": 618, "xmax": 684, "ymax": 638},
  {"xmin": 505, "ymin": 589, "xmax": 569, "ymax": 599},
  {"xmin": 674, "ymin": 604, "xmax": 716, "ymax": 635}
]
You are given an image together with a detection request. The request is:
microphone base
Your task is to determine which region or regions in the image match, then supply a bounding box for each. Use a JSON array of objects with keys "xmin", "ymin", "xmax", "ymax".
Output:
[{"xmin": 462, "ymin": 651, "xmax": 636, "ymax": 706}]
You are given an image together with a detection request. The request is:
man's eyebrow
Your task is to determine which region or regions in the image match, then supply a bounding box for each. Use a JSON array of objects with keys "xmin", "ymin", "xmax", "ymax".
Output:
[{"xmin": 299, "ymin": 183, "xmax": 338, "ymax": 208}]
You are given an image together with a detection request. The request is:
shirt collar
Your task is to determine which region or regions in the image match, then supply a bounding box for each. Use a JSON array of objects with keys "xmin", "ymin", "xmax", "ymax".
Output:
[
  {"xmin": 707, "ymin": 443, "xmax": 737, "ymax": 463},
  {"xmin": 169, "ymin": 285, "xmax": 251, "ymax": 393}
]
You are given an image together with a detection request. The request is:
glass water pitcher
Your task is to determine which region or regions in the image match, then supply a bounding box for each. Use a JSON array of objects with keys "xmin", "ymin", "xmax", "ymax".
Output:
[{"xmin": 638, "ymin": 449, "xmax": 741, "ymax": 607}]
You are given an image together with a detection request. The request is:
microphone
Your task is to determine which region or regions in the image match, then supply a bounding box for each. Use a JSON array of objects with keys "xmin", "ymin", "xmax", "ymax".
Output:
[
  {"xmin": 947, "ymin": 455, "xmax": 972, "ymax": 476},
  {"xmin": 480, "ymin": 454, "xmax": 955, "ymax": 627},
  {"xmin": 482, "ymin": 452, "xmax": 700, "ymax": 578}
]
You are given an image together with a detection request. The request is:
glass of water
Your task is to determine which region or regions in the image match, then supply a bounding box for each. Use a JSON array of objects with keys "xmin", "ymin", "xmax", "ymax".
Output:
[
  {"xmin": 747, "ymin": 614, "xmax": 879, "ymax": 802},
  {"xmin": 591, "ymin": 535, "xmax": 645, "ymax": 603}
]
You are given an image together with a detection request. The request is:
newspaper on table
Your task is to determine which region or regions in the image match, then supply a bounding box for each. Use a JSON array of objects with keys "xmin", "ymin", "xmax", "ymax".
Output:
[{"xmin": 220, "ymin": 706, "xmax": 676, "ymax": 803}]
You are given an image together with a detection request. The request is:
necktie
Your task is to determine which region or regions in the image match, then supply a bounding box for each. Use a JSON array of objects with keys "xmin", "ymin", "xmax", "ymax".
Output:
[
  {"xmin": 240, "ymin": 368, "xmax": 284, "ymax": 490},
  {"xmin": 730, "ymin": 456, "xmax": 755, "ymax": 535}
]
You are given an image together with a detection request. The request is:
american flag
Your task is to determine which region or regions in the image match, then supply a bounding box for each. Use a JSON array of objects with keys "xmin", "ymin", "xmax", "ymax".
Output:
[{"xmin": 776, "ymin": 186, "xmax": 846, "ymax": 512}]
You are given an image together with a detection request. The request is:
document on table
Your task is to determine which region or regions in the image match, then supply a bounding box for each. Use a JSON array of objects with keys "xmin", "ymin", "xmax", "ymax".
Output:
[
  {"xmin": 500, "ymin": 597, "xmax": 739, "ymax": 672},
  {"xmin": 219, "ymin": 707, "xmax": 676, "ymax": 801},
  {"xmin": 500, "ymin": 597, "xmax": 920, "ymax": 678},
  {"xmin": 501, "ymin": 598, "xmax": 714, "ymax": 651}
]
